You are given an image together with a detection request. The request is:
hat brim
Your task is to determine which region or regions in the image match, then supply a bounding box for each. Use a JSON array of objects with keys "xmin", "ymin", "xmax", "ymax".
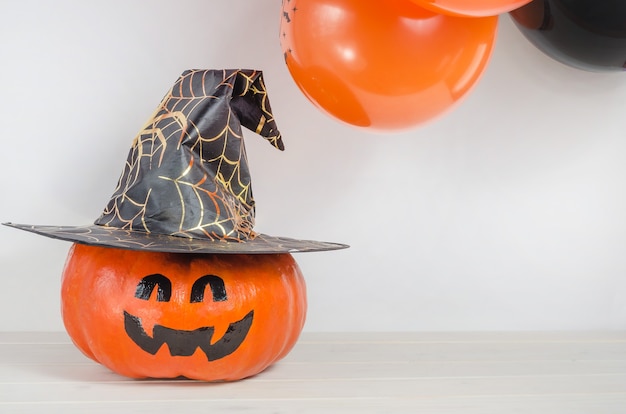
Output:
[{"xmin": 4, "ymin": 223, "xmax": 348, "ymax": 254}]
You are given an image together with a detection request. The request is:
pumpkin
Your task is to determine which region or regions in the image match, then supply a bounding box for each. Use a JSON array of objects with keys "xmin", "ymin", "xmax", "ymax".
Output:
[{"xmin": 61, "ymin": 243, "xmax": 307, "ymax": 381}]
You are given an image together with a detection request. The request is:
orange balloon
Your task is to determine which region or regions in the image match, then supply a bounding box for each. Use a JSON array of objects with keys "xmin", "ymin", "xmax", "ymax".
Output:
[
  {"xmin": 280, "ymin": 0, "xmax": 498, "ymax": 130},
  {"xmin": 411, "ymin": 0, "xmax": 532, "ymax": 17}
]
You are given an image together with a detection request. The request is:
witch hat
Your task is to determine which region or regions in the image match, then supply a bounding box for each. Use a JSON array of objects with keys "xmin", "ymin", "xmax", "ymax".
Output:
[{"xmin": 5, "ymin": 69, "xmax": 347, "ymax": 253}]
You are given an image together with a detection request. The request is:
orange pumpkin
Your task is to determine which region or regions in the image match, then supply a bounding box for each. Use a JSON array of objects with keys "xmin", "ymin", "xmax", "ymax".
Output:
[{"xmin": 61, "ymin": 243, "xmax": 307, "ymax": 381}]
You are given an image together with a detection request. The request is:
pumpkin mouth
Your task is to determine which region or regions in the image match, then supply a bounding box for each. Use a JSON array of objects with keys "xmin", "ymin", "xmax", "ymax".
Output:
[{"xmin": 123, "ymin": 310, "xmax": 254, "ymax": 361}]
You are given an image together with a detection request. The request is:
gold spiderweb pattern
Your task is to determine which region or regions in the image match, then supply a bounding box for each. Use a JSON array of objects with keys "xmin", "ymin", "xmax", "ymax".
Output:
[{"xmin": 95, "ymin": 69, "xmax": 284, "ymax": 241}]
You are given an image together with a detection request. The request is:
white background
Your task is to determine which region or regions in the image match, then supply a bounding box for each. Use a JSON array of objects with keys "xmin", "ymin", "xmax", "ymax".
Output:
[{"xmin": 1, "ymin": 0, "xmax": 625, "ymax": 332}]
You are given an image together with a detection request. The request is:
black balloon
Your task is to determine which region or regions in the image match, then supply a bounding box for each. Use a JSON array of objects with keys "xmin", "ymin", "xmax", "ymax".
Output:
[{"xmin": 510, "ymin": 0, "xmax": 626, "ymax": 72}]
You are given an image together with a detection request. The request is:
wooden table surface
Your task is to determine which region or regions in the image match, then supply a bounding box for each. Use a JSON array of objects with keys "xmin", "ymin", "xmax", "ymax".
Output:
[{"xmin": 1, "ymin": 331, "xmax": 625, "ymax": 413}]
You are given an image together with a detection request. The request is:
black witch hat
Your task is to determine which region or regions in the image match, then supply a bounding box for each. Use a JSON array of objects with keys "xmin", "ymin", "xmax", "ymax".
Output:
[{"xmin": 5, "ymin": 69, "xmax": 347, "ymax": 253}]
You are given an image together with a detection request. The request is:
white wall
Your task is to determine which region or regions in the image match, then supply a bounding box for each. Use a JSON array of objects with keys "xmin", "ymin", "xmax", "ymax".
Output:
[{"xmin": 1, "ymin": 0, "xmax": 625, "ymax": 332}]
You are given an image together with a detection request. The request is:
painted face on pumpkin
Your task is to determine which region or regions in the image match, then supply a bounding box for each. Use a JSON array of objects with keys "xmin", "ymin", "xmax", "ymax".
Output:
[
  {"xmin": 123, "ymin": 273, "xmax": 254, "ymax": 361},
  {"xmin": 62, "ymin": 245, "xmax": 307, "ymax": 381}
]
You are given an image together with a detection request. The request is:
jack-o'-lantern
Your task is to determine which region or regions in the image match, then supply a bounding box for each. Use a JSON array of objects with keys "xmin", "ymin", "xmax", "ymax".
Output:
[
  {"xmin": 62, "ymin": 244, "xmax": 306, "ymax": 381},
  {"xmin": 5, "ymin": 69, "xmax": 347, "ymax": 381}
]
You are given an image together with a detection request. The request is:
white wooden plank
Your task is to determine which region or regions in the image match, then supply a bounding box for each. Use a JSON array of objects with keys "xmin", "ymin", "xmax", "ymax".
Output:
[
  {"xmin": 283, "ymin": 341, "xmax": 626, "ymax": 363},
  {"xmin": 3, "ymin": 394, "xmax": 626, "ymax": 414},
  {"xmin": 1, "ymin": 331, "xmax": 625, "ymax": 413},
  {"xmin": 2, "ymin": 338, "xmax": 625, "ymax": 367},
  {"xmin": 2, "ymin": 359, "xmax": 626, "ymax": 384},
  {"xmin": 0, "ymin": 344, "xmax": 91, "ymax": 365},
  {"xmin": 1, "ymin": 373, "xmax": 625, "ymax": 403},
  {"xmin": 254, "ymin": 359, "xmax": 626, "ymax": 380}
]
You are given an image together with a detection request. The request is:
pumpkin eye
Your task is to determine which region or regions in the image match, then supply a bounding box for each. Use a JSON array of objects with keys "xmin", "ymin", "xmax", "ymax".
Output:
[
  {"xmin": 135, "ymin": 274, "xmax": 172, "ymax": 302},
  {"xmin": 190, "ymin": 275, "xmax": 228, "ymax": 303}
]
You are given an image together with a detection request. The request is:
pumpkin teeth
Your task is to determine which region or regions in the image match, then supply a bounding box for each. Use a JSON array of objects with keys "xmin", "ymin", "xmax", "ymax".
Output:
[
  {"xmin": 209, "ymin": 320, "xmax": 231, "ymax": 345},
  {"xmin": 123, "ymin": 310, "xmax": 254, "ymax": 361}
]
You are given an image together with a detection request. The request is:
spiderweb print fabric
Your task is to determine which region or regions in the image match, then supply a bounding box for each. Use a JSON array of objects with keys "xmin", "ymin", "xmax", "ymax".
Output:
[{"xmin": 94, "ymin": 69, "xmax": 284, "ymax": 241}]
